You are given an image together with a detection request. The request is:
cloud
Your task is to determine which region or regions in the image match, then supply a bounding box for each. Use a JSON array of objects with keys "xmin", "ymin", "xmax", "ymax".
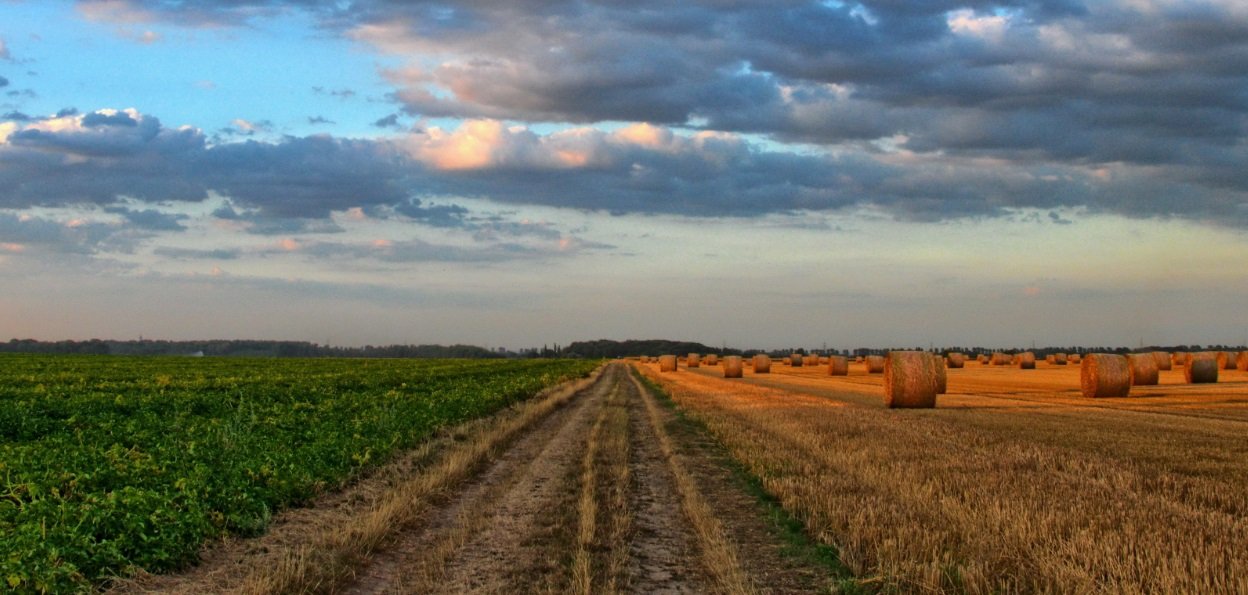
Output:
[
  {"xmin": 152, "ymin": 246, "xmax": 241, "ymax": 260},
  {"xmin": 103, "ymin": 205, "xmax": 188, "ymax": 230},
  {"xmin": 0, "ymin": 76, "xmax": 8, "ymax": 88},
  {"xmin": 0, "ymin": 211, "xmax": 151, "ymax": 254},
  {"xmin": 63, "ymin": 2, "xmax": 1248, "ymax": 184},
  {"xmin": 312, "ymin": 86, "xmax": 357, "ymax": 100},
  {"xmin": 372, "ymin": 113, "xmax": 400, "ymax": 128},
  {"xmin": 0, "ymin": 37, "xmax": 9, "ymax": 61},
  {"xmin": 125, "ymin": 29, "xmax": 163, "ymax": 44},
  {"xmin": 262, "ymin": 234, "xmax": 605, "ymax": 264},
  {"xmin": 3, "ymin": 107, "xmax": 1247, "ymax": 231},
  {"xmin": 308, "ymin": 115, "xmax": 335, "ymax": 125},
  {"xmin": 228, "ymin": 118, "xmax": 270, "ymax": 135}
]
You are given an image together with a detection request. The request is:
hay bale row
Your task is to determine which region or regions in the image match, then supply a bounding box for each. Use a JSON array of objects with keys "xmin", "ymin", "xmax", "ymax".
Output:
[
  {"xmin": 1126, "ymin": 353, "xmax": 1159, "ymax": 386},
  {"xmin": 723, "ymin": 356, "xmax": 743, "ymax": 378},
  {"xmin": 827, "ymin": 355, "xmax": 848, "ymax": 376},
  {"xmin": 884, "ymin": 351, "xmax": 940, "ymax": 408},
  {"xmin": 1186, "ymin": 352, "xmax": 1218, "ymax": 384},
  {"xmin": 864, "ymin": 355, "xmax": 885, "ymax": 374},
  {"xmin": 753, "ymin": 354, "xmax": 772, "ymax": 374},
  {"xmin": 946, "ymin": 352, "xmax": 966, "ymax": 368},
  {"xmin": 659, "ymin": 355, "xmax": 678, "ymax": 372},
  {"xmin": 1217, "ymin": 351, "xmax": 1236, "ymax": 370},
  {"xmin": 1152, "ymin": 351, "xmax": 1171, "ymax": 371},
  {"xmin": 1081, "ymin": 354, "xmax": 1131, "ymax": 398}
]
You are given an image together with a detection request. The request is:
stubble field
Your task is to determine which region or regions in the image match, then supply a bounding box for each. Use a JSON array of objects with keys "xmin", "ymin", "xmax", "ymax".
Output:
[{"xmin": 636, "ymin": 357, "xmax": 1248, "ymax": 593}]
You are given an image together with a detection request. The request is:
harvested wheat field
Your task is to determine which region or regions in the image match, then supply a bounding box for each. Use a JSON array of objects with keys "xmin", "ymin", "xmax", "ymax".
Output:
[
  {"xmin": 635, "ymin": 356, "xmax": 1248, "ymax": 593},
  {"xmin": 113, "ymin": 363, "xmax": 834, "ymax": 595}
]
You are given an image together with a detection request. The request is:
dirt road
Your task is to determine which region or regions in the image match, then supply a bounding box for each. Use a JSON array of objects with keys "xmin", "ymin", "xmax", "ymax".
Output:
[
  {"xmin": 118, "ymin": 363, "xmax": 830, "ymax": 594},
  {"xmin": 343, "ymin": 362, "xmax": 824, "ymax": 594}
]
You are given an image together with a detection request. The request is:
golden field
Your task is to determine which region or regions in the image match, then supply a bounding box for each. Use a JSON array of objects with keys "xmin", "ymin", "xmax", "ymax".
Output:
[{"xmin": 636, "ymin": 357, "xmax": 1248, "ymax": 593}]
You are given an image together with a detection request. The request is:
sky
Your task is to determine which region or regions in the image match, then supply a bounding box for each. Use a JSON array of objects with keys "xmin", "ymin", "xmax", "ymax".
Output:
[{"xmin": 1, "ymin": 0, "xmax": 1246, "ymax": 350}]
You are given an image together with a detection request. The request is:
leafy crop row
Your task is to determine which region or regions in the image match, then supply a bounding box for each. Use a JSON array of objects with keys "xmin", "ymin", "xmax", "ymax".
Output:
[{"xmin": 0, "ymin": 355, "xmax": 598, "ymax": 592}]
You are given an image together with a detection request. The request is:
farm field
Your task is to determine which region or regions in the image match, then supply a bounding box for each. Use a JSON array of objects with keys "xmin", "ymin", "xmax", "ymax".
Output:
[
  {"xmin": 0, "ymin": 355, "xmax": 597, "ymax": 593},
  {"xmin": 636, "ymin": 357, "xmax": 1248, "ymax": 592}
]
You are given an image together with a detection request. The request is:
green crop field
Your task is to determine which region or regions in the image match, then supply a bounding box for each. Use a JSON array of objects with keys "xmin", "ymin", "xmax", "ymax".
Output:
[{"xmin": 0, "ymin": 354, "xmax": 598, "ymax": 592}]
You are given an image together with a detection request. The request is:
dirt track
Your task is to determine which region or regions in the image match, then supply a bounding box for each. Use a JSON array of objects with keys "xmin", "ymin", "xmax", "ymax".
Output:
[{"xmin": 117, "ymin": 363, "xmax": 829, "ymax": 594}]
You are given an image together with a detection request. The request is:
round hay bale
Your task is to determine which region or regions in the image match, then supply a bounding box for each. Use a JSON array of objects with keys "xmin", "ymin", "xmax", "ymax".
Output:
[
  {"xmin": 827, "ymin": 355, "xmax": 848, "ymax": 376},
  {"xmin": 990, "ymin": 352, "xmax": 1010, "ymax": 366},
  {"xmin": 1081, "ymin": 354, "xmax": 1131, "ymax": 398},
  {"xmin": 883, "ymin": 351, "xmax": 939, "ymax": 408},
  {"xmin": 1217, "ymin": 351, "xmax": 1236, "ymax": 370},
  {"xmin": 1053, "ymin": 353, "xmax": 1068, "ymax": 365},
  {"xmin": 1172, "ymin": 352, "xmax": 1188, "ymax": 366},
  {"xmin": 1018, "ymin": 351, "xmax": 1036, "ymax": 370},
  {"xmin": 704, "ymin": 354, "xmax": 718, "ymax": 366},
  {"xmin": 931, "ymin": 353, "xmax": 947, "ymax": 394},
  {"xmin": 658, "ymin": 355, "xmax": 678, "ymax": 372},
  {"xmin": 1127, "ymin": 353, "xmax": 1159, "ymax": 386},
  {"xmin": 1068, "ymin": 353, "xmax": 1080, "ymax": 364},
  {"xmin": 803, "ymin": 355, "xmax": 819, "ymax": 367},
  {"xmin": 864, "ymin": 355, "xmax": 885, "ymax": 374},
  {"xmin": 1151, "ymin": 351, "xmax": 1171, "ymax": 371},
  {"xmin": 1185, "ymin": 352, "xmax": 1218, "ymax": 384},
  {"xmin": 977, "ymin": 354, "xmax": 988, "ymax": 363},
  {"xmin": 819, "ymin": 357, "xmax": 829, "ymax": 365},
  {"xmin": 855, "ymin": 356, "xmax": 864, "ymax": 363},
  {"xmin": 790, "ymin": 353, "xmax": 803, "ymax": 367},
  {"xmin": 753, "ymin": 354, "xmax": 772, "ymax": 374},
  {"xmin": 1238, "ymin": 351, "xmax": 1248, "ymax": 372},
  {"xmin": 1045, "ymin": 354, "xmax": 1055, "ymax": 364},
  {"xmin": 723, "ymin": 356, "xmax": 743, "ymax": 378},
  {"xmin": 946, "ymin": 352, "xmax": 966, "ymax": 368},
  {"xmin": 687, "ymin": 353, "xmax": 700, "ymax": 368}
]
